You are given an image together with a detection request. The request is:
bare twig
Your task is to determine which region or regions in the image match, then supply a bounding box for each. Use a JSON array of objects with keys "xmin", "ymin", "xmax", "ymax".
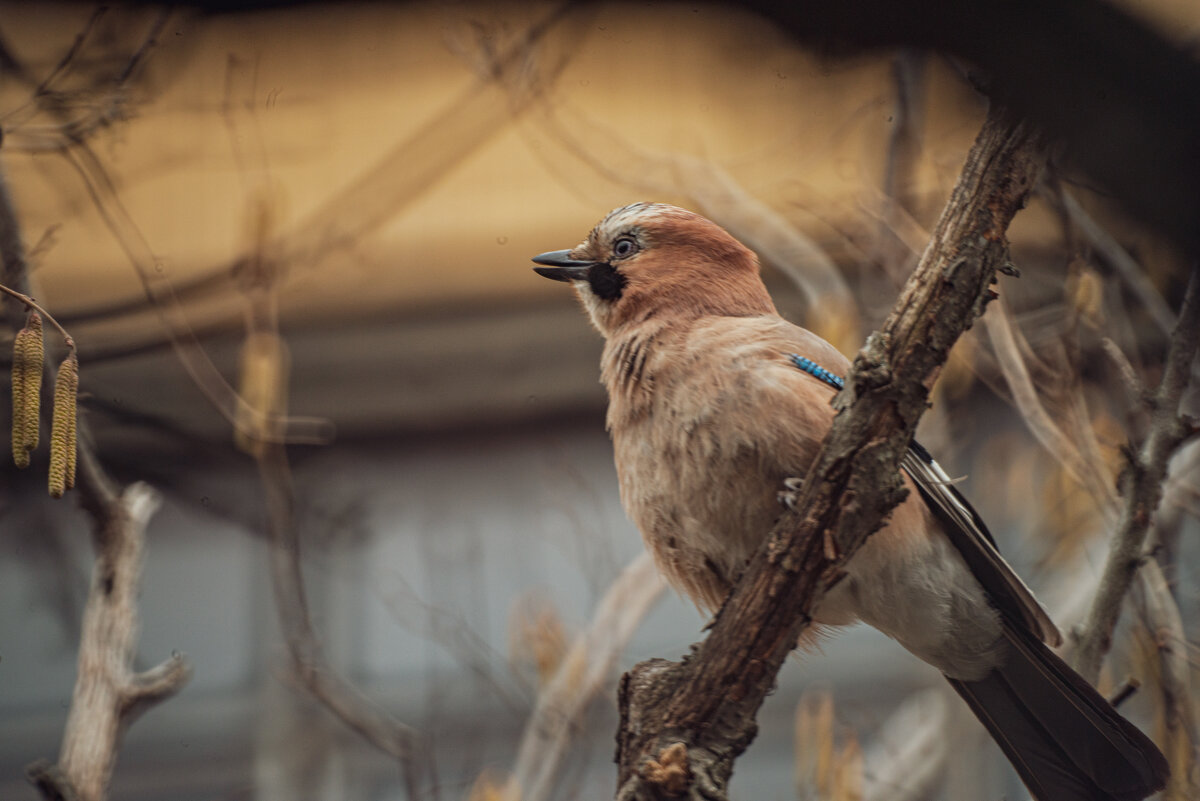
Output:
[
  {"xmin": 58, "ymin": 143, "xmax": 333, "ymax": 446},
  {"xmin": 1101, "ymin": 336, "xmax": 1149, "ymax": 405},
  {"xmin": 1132, "ymin": 560, "xmax": 1200, "ymax": 798},
  {"xmin": 227, "ymin": 164, "xmax": 424, "ymax": 783},
  {"xmin": 614, "ymin": 105, "xmax": 1042, "ymax": 800},
  {"xmin": 861, "ymin": 690, "xmax": 951, "ymax": 801},
  {"xmin": 506, "ymin": 553, "xmax": 665, "ymax": 801},
  {"xmin": 54, "ymin": 483, "xmax": 191, "ymax": 801},
  {"xmin": 733, "ymin": 0, "xmax": 1200, "ymax": 254},
  {"xmin": 0, "ymin": 167, "xmax": 34, "ymax": 321},
  {"xmin": 2, "ymin": 9, "xmax": 172, "ymax": 153},
  {"xmin": 1074, "ymin": 269, "xmax": 1200, "ymax": 683},
  {"xmin": 0, "ymin": 283, "xmax": 76, "ymax": 348},
  {"xmin": 1, "ymin": 160, "xmax": 189, "ymax": 801},
  {"xmin": 873, "ymin": 49, "xmax": 928, "ymax": 283},
  {"xmin": 257, "ymin": 444, "xmax": 423, "ymax": 768},
  {"xmin": 512, "ymin": 90, "xmax": 861, "ymax": 351},
  {"xmin": 983, "ymin": 297, "xmax": 1117, "ymax": 517},
  {"xmin": 1052, "ymin": 187, "xmax": 1175, "ymax": 337},
  {"xmin": 1107, "ymin": 677, "xmax": 1141, "ymax": 709},
  {"xmin": 0, "ymin": 6, "xmax": 107, "ymax": 129}
]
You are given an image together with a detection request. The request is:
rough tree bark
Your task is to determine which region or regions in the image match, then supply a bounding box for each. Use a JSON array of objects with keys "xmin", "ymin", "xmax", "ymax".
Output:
[{"xmin": 614, "ymin": 104, "xmax": 1044, "ymax": 800}]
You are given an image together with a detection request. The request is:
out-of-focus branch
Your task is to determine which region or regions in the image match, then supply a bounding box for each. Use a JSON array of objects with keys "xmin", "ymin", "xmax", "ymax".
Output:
[
  {"xmin": 734, "ymin": 0, "xmax": 1200, "ymax": 255},
  {"xmin": 1050, "ymin": 187, "xmax": 1175, "ymax": 338},
  {"xmin": 1, "ymin": 163, "xmax": 190, "ymax": 801},
  {"xmin": 26, "ymin": 481, "xmax": 188, "ymax": 801},
  {"xmin": 500, "ymin": 553, "xmax": 664, "ymax": 801},
  {"xmin": 271, "ymin": 3, "xmax": 582, "ymax": 273},
  {"xmin": 1074, "ymin": 269, "xmax": 1200, "ymax": 683},
  {"xmin": 1132, "ymin": 560, "xmax": 1199, "ymax": 799},
  {"xmin": 0, "ymin": 284, "xmax": 76, "ymax": 347},
  {"xmin": 873, "ymin": 50, "xmax": 927, "ymax": 284},
  {"xmin": 59, "ymin": 143, "xmax": 333, "ymax": 446},
  {"xmin": 861, "ymin": 690, "xmax": 950, "ymax": 801},
  {"xmin": 488, "ymin": 37, "xmax": 861, "ymax": 352},
  {"xmin": 257, "ymin": 442, "xmax": 437, "ymax": 801},
  {"xmin": 983, "ymin": 298, "xmax": 1117, "ymax": 518},
  {"xmin": 3, "ymin": 6, "xmax": 330, "ymax": 447},
  {"xmin": 52, "ymin": 483, "xmax": 191, "ymax": 801},
  {"xmin": 257, "ymin": 444, "xmax": 422, "ymax": 765},
  {"xmin": 224, "ymin": 153, "xmax": 424, "ymax": 781},
  {"xmin": 1, "ymin": 9, "xmax": 172, "ymax": 154},
  {"xmin": 614, "ymin": 104, "xmax": 1042, "ymax": 800}
]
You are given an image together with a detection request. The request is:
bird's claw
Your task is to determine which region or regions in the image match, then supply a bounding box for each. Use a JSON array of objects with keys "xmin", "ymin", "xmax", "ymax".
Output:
[{"xmin": 777, "ymin": 476, "xmax": 804, "ymax": 511}]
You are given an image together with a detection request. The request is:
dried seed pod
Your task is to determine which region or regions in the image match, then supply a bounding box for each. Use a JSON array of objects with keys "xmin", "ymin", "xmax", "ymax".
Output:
[
  {"xmin": 11, "ymin": 312, "xmax": 44, "ymax": 468},
  {"xmin": 48, "ymin": 352, "xmax": 78, "ymax": 499}
]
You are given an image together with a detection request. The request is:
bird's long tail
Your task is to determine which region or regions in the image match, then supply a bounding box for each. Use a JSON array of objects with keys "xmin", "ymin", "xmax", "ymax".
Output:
[{"xmin": 947, "ymin": 625, "xmax": 1169, "ymax": 801}]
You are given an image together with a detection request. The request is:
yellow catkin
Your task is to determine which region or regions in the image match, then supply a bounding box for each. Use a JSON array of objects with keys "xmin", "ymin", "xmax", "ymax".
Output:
[
  {"xmin": 65, "ymin": 390, "xmax": 76, "ymax": 489},
  {"xmin": 48, "ymin": 352, "xmax": 78, "ymax": 499},
  {"xmin": 10, "ymin": 336, "xmax": 26, "ymax": 467},
  {"xmin": 11, "ymin": 312, "xmax": 44, "ymax": 468},
  {"xmin": 234, "ymin": 332, "xmax": 289, "ymax": 456}
]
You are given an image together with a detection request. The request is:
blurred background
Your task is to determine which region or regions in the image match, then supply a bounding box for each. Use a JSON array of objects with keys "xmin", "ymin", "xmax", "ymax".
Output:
[{"xmin": 0, "ymin": 2, "xmax": 1197, "ymax": 800}]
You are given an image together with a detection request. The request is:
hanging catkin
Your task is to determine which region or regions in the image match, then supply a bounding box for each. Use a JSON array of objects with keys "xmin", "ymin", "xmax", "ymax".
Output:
[
  {"xmin": 48, "ymin": 352, "xmax": 78, "ymax": 498},
  {"xmin": 11, "ymin": 312, "xmax": 43, "ymax": 468}
]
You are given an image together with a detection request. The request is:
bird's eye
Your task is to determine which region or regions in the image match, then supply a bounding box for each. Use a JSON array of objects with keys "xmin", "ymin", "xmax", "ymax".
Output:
[{"xmin": 613, "ymin": 237, "xmax": 638, "ymax": 258}]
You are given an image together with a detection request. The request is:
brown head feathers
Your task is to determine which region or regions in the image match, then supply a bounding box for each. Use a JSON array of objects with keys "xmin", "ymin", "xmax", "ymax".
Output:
[{"xmin": 541, "ymin": 203, "xmax": 777, "ymax": 336}]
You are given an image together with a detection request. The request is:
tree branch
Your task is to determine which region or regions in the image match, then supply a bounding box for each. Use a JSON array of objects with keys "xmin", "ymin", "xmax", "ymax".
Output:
[
  {"xmin": 257, "ymin": 442, "xmax": 424, "ymax": 773},
  {"xmin": 1132, "ymin": 560, "xmax": 1200, "ymax": 798},
  {"xmin": 507, "ymin": 553, "xmax": 664, "ymax": 801},
  {"xmin": 734, "ymin": 0, "xmax": 1200, "ymax": 255},
  {"xmin": 54, "ymin": 483, "xmax": 192, "ymax": 801},
  {"xmin": 1, "ymin": 162, "xmax": 190, "ymax": 801},
  {"xmin": 1073, "ymin": 269, "xmax": 1200, "ymax": 683},
  {"xmin": 614, "ymin": 103, "xmax": 1043, "ymax": 800},
  {"xmin": 983, "ymin": 297, "xmax": 1117, "ymax": 516}
]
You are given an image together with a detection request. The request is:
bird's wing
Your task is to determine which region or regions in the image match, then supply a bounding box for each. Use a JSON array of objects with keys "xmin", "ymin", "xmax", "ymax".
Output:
[
  {"xmin": 770, "ymin": 319, "xmax": 1062, "ymax": 647},
  {"xmin": 901, "ymin": 441, "xmax": 1062, "ymax": 647}
]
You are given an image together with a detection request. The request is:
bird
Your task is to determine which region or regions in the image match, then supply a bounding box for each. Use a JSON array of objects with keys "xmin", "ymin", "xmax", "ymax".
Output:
[{"xmin": 531, "ymin": 202, "xmax": 1169, "ymax": 801}]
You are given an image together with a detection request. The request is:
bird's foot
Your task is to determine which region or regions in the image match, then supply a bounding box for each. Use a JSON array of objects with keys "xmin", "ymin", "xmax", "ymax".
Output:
[{"xmin": 776, "ymin": 476, "xmax": 804, "ymax": 511}]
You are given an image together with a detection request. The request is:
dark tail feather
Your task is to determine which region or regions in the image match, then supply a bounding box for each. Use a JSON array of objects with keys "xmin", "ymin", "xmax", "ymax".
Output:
[{"xmin": 947, "ymin": 626, "xmax": 1169, "ymax": 801}]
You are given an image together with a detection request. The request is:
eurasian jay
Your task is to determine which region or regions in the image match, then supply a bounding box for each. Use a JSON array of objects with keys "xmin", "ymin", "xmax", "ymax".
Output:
[{"xmin": 532, "ymin": 202, "xmax": 1168, "ymax": 801}]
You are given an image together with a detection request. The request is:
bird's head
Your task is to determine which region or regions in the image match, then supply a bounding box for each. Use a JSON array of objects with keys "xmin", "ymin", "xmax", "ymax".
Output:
[{"xmin": 531, "ymin": 203, "xmax": 775, "ymax": 336}]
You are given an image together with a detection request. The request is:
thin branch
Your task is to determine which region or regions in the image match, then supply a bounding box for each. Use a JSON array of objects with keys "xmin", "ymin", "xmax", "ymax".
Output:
[
  {"xmin": 51, "ymin": 484, "xmax": 192, "ymax": 801},
  {"xmin": 507, "ymin": 553, "xmax": 665, "ymax": 801},
  {"xmin": 733, "ymin": 0, "xmax": 1200, "ymax": 254},
  {"xmin": 1132, "ymin": 560, "xmax": 1200, "ymax": 798},
  {"xmin": 2, "ymin": 9, "xmax": 172, "ymax": 152},
  {"xmin": 0, "ymin": 6, "xmax": 107, "ymax": 127},
  {"xmin": 508, "ymin": 76, "xmax": 861, "ymax": 351},
  {"xmin": 57, "ymin": 143, "xmax": 333, "ymax": 446},
  {"xmin": 1107, "ymin": 677, "xmax": 1141, "ymax": 709},
  {"xmin": 861, "ymin": 690, "xmax": 951, "ymax": 801},
  {"xmin": 0, "ymin": 283, "xmax": 76, "ymax": 348},
  {"xmin": 983, "ymin": 297, "xmax": 1117, "ymax": 517},
  {"xmin": 1, "ymin": 161, "xmax": 187, "ymax": 801},
  {"xmin": 1100, "ymin": 336, "xmax": 1149, "ymax": 405},
  {"xmin": 614, "ymin": 104, "xmax": 1042, "ymax": 800},
  {"xmin": 1053, "ymin": 186, "xmax": 1175, "ymax": 337},
  {"xmin": 1074, "ymin": 269, "xmax": 1200, "ymax": 683},
  {"xmin": 257, "ymin": 443, "xmax": 424, "ymax": 769}
]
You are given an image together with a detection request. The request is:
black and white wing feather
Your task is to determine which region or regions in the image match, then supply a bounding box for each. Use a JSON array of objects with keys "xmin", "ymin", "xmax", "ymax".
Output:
[
  {"xmin": 903, "ymin": 441, "xmax": 1062, "ymax": 647},
  {"xmin": 784, "ymin": 351, "xmax": 1061, "ymax": 647}
]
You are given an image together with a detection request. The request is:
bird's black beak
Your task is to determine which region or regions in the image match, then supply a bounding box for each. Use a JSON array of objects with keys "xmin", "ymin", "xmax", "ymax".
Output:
[{"xmin": 532, "ymin": 250, "xmax": 598, "ymax": 282}]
